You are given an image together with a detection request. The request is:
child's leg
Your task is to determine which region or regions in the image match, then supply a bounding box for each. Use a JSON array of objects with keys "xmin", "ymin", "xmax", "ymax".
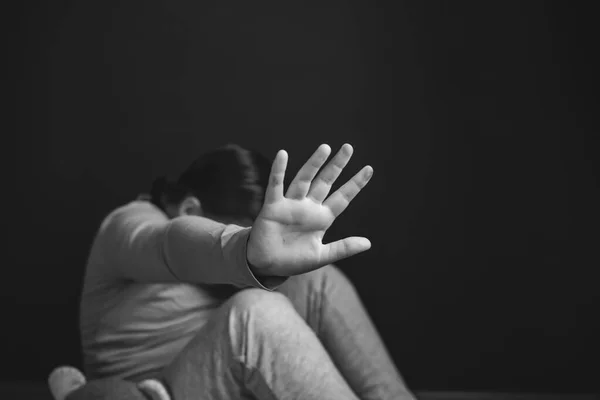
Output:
[
  {"xmin": 277, "ymin": 265, "xmax": 416, "ymax": 400},
  {"xmin": 161, "ymin": 288, "xmax": 360, "ymax": 400}
]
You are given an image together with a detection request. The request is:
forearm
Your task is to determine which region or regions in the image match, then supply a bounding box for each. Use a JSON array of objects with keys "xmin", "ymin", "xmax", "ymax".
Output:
[
  {"xmin": 104, "ymin": 202, "xmax": 284, "ymax": 289},
  {"xmin": 104, "ymin": 201, "xmax": 286, "ymax": 289},
  {"xmin": 164, "ymin": 217, "xmax": 286, "ymax": 289},
  {"xmin": 164, "ymin": 217, "xmax": 250, "ymax": 285}
]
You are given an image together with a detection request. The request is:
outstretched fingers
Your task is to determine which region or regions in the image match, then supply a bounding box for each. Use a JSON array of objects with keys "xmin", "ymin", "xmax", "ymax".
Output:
[
  {"xmin": 323, "ymin": 165, "xmax": 373, "ymax": 217},
  {"xmin": 308, "ymin": 143, "xmax": 353, "ymax": 203},
  {"xmin": 285, "ymin": 144, "xmax": 331, "ymax": 199},
  {"xmin": 264, "ymin": 150, "xmax": 289, "ymax": 204}
]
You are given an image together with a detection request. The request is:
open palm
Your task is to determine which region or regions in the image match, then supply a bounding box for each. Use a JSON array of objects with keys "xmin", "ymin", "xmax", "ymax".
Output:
[{"xmin": 247, "ymin": 143, "xmax": 373, "ymax": 277}]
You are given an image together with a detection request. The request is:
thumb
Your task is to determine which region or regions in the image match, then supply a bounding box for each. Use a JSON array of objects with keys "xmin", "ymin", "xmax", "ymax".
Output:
[
  {"xmin": 138, "ymin": 379, "xmax": 171, "ymax": 400},
  {"xmin": 321, "ymin": 236, "xmax": 371, "ymax": 265}
]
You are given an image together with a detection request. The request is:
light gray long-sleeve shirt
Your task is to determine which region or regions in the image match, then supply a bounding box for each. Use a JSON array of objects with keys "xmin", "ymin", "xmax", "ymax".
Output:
[{"xmin": 79, "ymin": 200, "xmax": 285, "ymax": 381}]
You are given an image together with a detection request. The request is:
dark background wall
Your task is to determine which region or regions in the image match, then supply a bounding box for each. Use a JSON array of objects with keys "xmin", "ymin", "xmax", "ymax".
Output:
[{"xmin": 6, "ymin": 0, "xmax": 598, "ymax": 393}]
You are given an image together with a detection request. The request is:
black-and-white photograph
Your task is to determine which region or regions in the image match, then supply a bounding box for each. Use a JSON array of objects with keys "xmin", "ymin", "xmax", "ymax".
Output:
[{"xmin": 4, "ymin": 1, "xmax": 598, "ymax": 399}]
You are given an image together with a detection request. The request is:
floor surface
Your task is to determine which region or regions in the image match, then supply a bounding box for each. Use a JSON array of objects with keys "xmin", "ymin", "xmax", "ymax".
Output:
[{"xmin": 1, "ymin": 381, "xmax": 596, "ymax": 399}]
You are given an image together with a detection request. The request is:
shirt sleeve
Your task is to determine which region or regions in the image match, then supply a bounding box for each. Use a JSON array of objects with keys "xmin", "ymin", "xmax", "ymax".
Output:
[{"xmin": 99, "ymin": 201, "xmax": 286, "ymax": 290}]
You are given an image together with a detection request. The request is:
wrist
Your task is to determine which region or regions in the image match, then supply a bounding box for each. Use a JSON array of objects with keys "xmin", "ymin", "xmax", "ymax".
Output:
[
  {"xmin": 247, "ymin": 260, "xmax": 265, "ymax": 277},
  {"xmin": 247, "ymin": 262, "xmax": 287, "ymax": 289},
  {"xmin": 246, "ymin": 228, "xmax": 272, "ymax": 273}
]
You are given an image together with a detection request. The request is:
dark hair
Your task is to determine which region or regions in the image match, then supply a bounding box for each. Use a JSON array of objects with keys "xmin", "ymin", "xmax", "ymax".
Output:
[{"xmin": 150, "ymin": 144, "xmax": 271, "ymax": 221}]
